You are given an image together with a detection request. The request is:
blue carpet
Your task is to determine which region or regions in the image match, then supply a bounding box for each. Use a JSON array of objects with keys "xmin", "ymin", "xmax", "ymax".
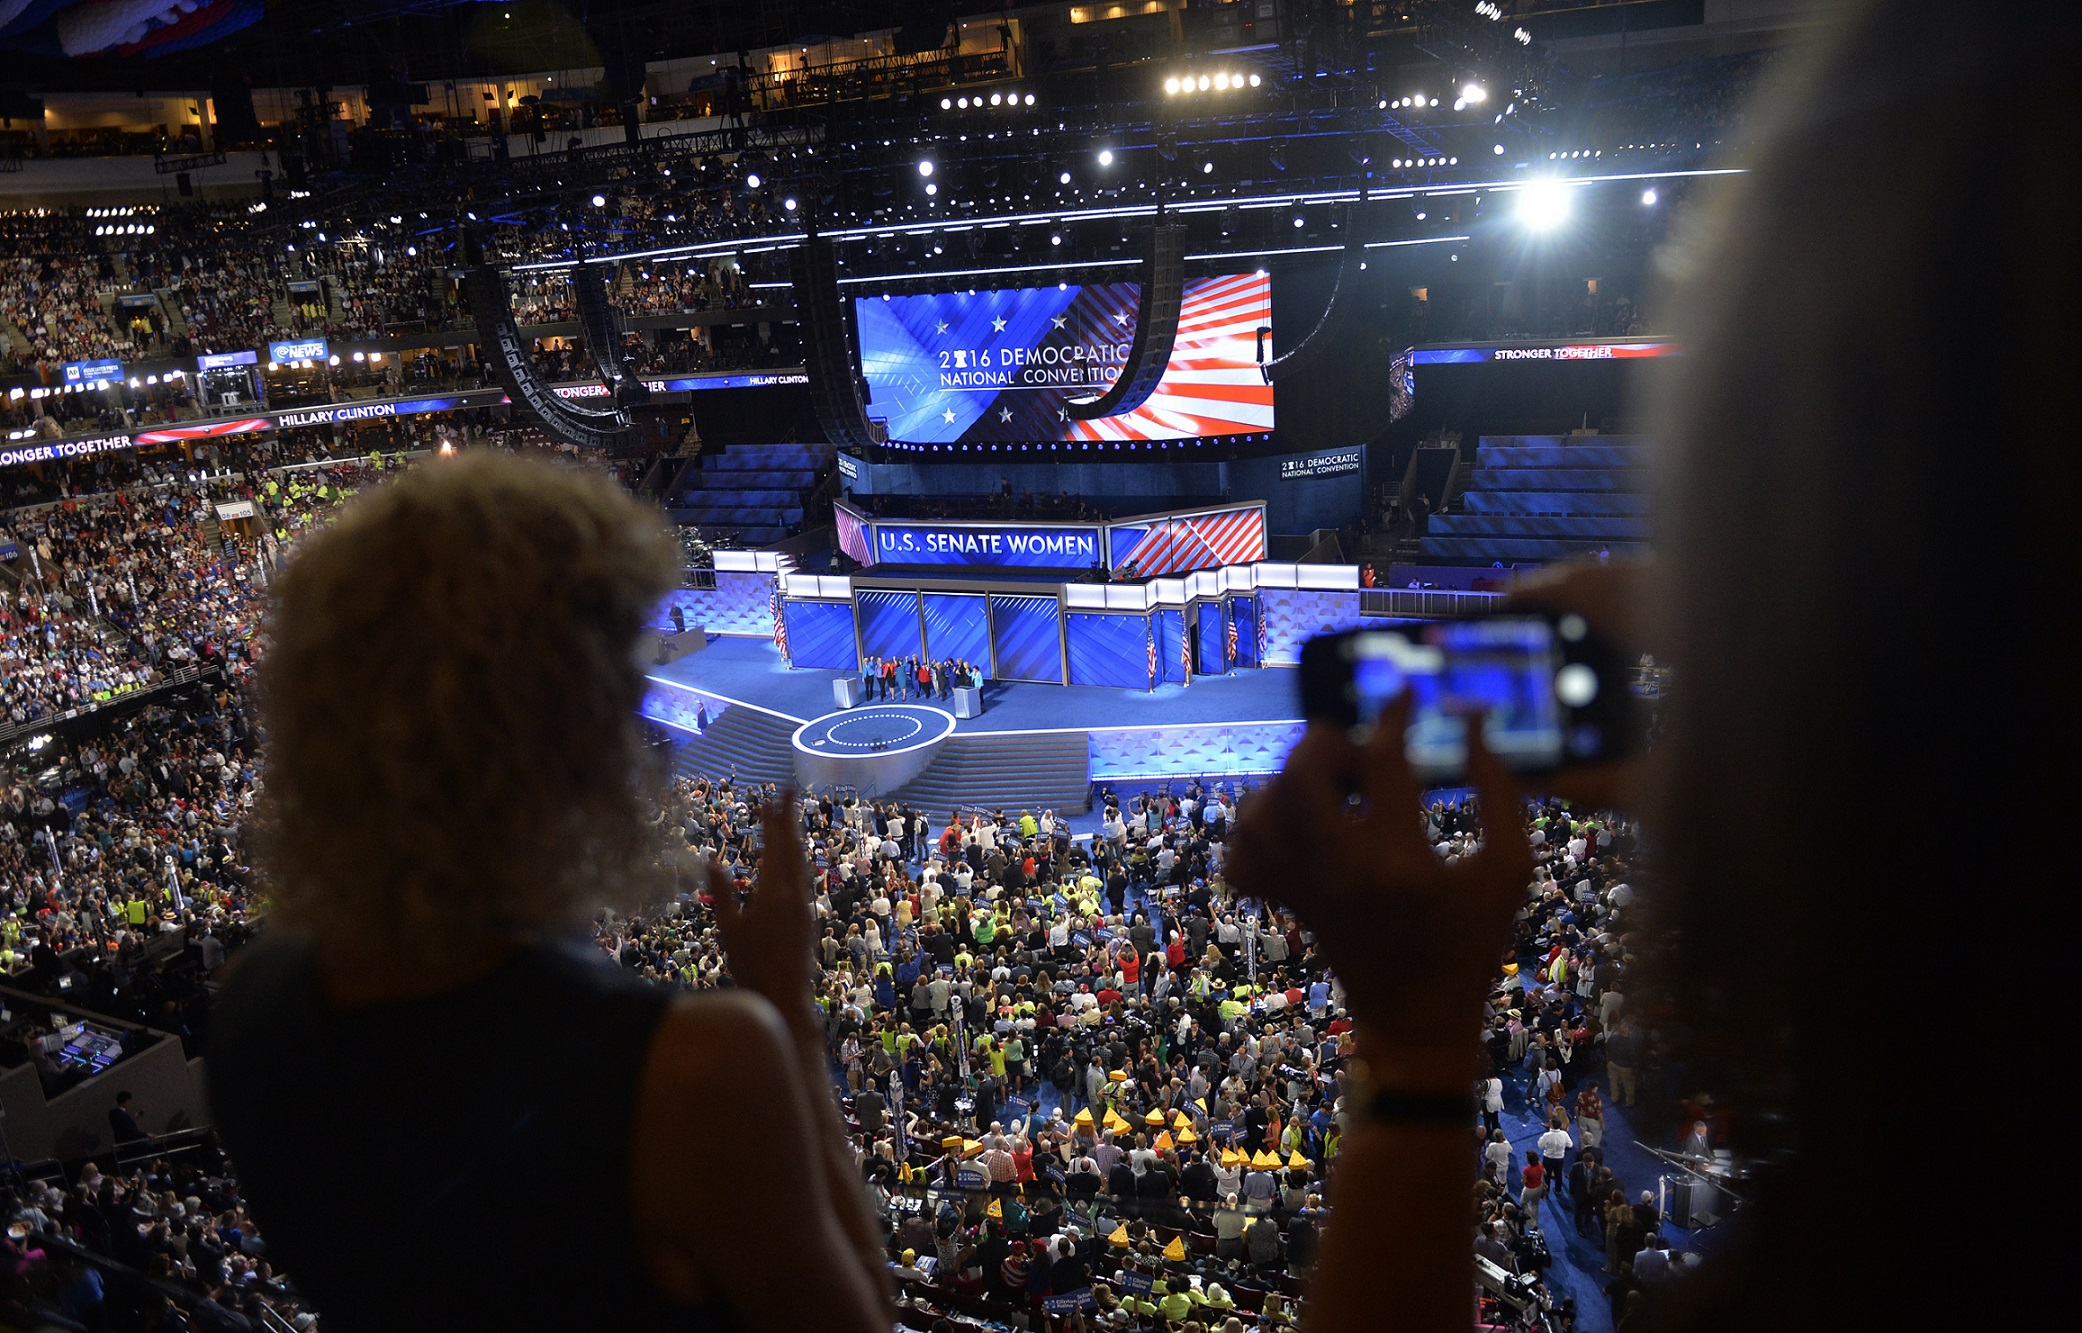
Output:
[{"xmin": 650, "ymin": 635, "xmax": 1303, "ymax": 732}]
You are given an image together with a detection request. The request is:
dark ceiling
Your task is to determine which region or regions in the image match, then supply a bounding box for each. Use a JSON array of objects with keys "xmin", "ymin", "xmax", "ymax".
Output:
[{"xmin": 3, "ymin": 0, "xmax": 933, "ymax": 90}]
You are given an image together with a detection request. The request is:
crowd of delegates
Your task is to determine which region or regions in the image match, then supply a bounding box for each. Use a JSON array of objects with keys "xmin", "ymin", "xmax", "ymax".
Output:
[
  {"xmin": 0, "ymin": 211, "xmax": 145, "ymax": 369},
  {"xmin": 0, "ymin": 198, "xmax": 787, "ymax": 381},
  {"xmin": 583, "ymin": 769, "xmax": 1678, "ymax": 1332},
  {"xmin": 1, "ymin": 453, "xmax": 404, "ymax": 727},
  {"xmin": 1, "ymin": 1139, "xmax": 319, "ymax": 1330}
]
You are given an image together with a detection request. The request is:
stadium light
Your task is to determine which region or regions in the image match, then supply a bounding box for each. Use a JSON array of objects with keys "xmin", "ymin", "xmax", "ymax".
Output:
[
  {"xmin": 1060, "ymin": 171, "xmax": 1072, "ymax": 185},
  {"xmin": 745, "ymin": 173, "xmax": 762, "ymax": 189},
  {"xmin": 591, "ymin": 194, "xmax": 606, "ymax": 207},
  {"xmin": 1641, "ymin": 187, "xmax": 1659, "ymax": 206},
  {"xmin": 1517, "ymin": 179, "xmax": 1573, "ymax": 231},
  {"xmin": 1462, "ymin": 83, "xmax": 1488, "ymax": 104},
  {"xmin": 918, "ymin": 160, "xmax": 934, "ymax": 177},
  {"xmin": 1097, "ymin": 149, "xmax": 1114, "ymax": 167}
]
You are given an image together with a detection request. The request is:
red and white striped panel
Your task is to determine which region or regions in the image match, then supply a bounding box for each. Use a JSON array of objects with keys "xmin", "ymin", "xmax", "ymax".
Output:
[{"xmin": 1125, "ymin": 506, "xmax": 1267, "ymax": 577}]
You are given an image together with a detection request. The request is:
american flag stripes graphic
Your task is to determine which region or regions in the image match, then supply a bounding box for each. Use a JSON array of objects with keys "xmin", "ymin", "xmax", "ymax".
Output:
[
  {"xmin": 1064, "ymin": 272, "xmax": 1275, "ymax": 442},
  {"xmin": 770, "ymin": 586, "xmax": 789, "ymax": 660}
]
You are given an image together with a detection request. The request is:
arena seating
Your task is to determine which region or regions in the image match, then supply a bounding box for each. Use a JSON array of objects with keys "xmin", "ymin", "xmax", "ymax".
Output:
[
  {"xmin": 1418, "ymin": 435, "xmax": 1654, "ymax": 564},
  {"xmin": 667, "ymin": 441, "xmax": 834, "ymax": 546}
]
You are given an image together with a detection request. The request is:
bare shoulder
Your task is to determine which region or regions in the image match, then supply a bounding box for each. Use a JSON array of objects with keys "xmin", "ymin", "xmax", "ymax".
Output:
[
  {"xmin": 641, "ymin": 988, "xmax": 797, "ymax": 1091},
  {"xmin": 628, "ymin": 989, "xmax": 807, "ymax": 1307}
]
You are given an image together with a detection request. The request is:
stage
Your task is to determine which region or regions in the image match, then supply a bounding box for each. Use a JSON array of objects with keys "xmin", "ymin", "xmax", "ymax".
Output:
[{"xmin": 641, "ymin": 636, "xmax": 1308, "ymax": 805}]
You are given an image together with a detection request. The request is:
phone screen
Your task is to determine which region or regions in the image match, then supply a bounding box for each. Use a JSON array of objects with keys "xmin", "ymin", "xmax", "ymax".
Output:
[{"xmin": 1344, "ymin": 618, "xmax": 1565, "ymax": 778}]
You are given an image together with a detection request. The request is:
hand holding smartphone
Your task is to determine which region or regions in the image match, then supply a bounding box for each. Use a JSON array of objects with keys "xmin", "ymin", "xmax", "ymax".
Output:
[{"xmin": 1298, "ymin": 612, "xmax": 1646, "ymax": 784}]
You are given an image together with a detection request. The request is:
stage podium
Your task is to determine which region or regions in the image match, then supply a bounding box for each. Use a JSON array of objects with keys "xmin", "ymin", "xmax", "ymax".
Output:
[
  {"xmin": 952, "ymin": 686, "xmax": 984, "ymax": 718},
  {"xmin": 833, "ymin": 676, "xmax": 864, "ymax": 709}
]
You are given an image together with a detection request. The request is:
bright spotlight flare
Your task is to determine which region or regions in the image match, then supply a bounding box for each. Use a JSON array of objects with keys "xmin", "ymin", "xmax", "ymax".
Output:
[
  {"xmin": 1517, "ymin": 178, "xmax": 1574, "ymax": 231},
  {"xmin": 1461, "ymin": 82, "xmax": 1487, "ymax": 104}
]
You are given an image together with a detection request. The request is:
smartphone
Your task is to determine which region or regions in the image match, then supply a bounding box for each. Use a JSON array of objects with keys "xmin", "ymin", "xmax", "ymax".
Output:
[{"xmin": 1297, "ymin": 614, "xmax": 1643, "ymax": 782}]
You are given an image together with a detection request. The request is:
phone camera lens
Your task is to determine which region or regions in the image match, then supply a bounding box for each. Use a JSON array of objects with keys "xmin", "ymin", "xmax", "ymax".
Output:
[{"xmin": 1555, "ymin": 662, "xmax": 1599, "ymax": 706}]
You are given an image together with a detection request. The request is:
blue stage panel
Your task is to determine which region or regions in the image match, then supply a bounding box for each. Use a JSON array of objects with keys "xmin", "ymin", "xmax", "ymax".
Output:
[
  {"xmin": 990, "ymin": 594, "xmax": 1064, "ymax": 683},
  {"xmin": 782, "ymin": 600, "xmax": 858, "ymax": 670},
  {"xmin": 1228, "ymin": 595, "xmax": 1261, "ymax": 668},
  {"xmin": 856, "ymin": 589, "xmax": 923, "ymax": 660},
  {"xmin": 923, "ymin": 593, "xmax": 991, "ymax": 668},
  {"xmin": 1197, "ymin": 602, "xmax": 1226, "ymax": 674},
  {"xmin": 1067, "ymin": 612, "xmax": 1153, "ymax": 689},
  {"xmin": 1154, "ymin": 609, "xmax": 1189, "ymax": 684}
]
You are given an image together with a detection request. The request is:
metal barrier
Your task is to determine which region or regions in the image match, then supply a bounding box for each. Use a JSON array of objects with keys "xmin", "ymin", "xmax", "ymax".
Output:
[{"xmin": 1359, "ymin": 587, "xmax": 1504, "ymax": 618}]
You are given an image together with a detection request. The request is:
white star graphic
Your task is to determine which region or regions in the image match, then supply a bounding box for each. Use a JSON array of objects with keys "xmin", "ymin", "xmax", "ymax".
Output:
[
  {"xmin": 1057, "ymin": 408, "xmax": 1069, "ymax": 422},
  {"xmin": 1051, "ymin": 315, "xmax": 1067, "ymax": 330},
  {"xmin": 1114, "ymin": 311, "xmax": 1130, "ymax": 325},
  {"xmin": 998, "ymin": 407, "xmax": 1014, "ymax": 423},
  {"xmin": 992, "ymin": 316, "xmax": 1008, "ymax": 332},
  {"xmin": 935, "ymin": 320, "xmax": 949, "ymax": 334},
  {"xmin": 942, "ymin": 408, "xmax": 957, "ymax": 423}
]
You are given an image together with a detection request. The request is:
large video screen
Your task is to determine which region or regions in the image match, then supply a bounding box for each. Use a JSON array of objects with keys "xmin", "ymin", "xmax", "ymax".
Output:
[{"xmin": 856, "ymin": 273, "xmax": 1274, "ymax": 444}]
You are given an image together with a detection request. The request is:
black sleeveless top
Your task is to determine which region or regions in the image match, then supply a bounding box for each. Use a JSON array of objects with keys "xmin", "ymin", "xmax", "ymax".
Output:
[{"xmin": 208, "ymin": 935, "xmax": 735, "ymax": 1332}]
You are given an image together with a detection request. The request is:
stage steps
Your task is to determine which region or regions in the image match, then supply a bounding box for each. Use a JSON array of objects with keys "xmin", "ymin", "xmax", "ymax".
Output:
[
  {"xmin": 667, "ymin": 706, "xmax": 798, "ymax": 788},
  {"xmin": 1420, "ymin": 434, "xmax": 1655, "ymax": 565},
  {"xmin": 888, "ymin": 732, "xmax": 1092, "ymax": 818}
]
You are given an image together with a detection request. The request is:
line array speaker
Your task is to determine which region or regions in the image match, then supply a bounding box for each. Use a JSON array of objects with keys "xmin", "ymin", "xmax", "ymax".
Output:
[{"xmin": 1065, "ymin": 219, "xmax": 1185, "ymax": 421}]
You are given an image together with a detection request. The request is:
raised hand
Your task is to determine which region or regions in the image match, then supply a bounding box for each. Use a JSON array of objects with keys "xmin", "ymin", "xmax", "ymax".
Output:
[{"xmin": 711, "ymin": 792, "xmax": 815, "ymax": 1013}]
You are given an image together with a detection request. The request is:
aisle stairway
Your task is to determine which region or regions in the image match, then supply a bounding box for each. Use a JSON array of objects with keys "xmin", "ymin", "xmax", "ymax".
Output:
[
  {"xmin": 668, "ymin": 441, "xmax": 832, "ymax": 546},
  {"xmin": 1418, "ymin": 435, "xmax": 1653, "ymax": 564},
  {"xmin": 155, "ymin": 291, "xmax": 188, "ymax": 339},
  {"xmin": 889, "ymin": 732, "xmax": 1091, "ymax": 816},
  {"xmin": 667, "ymin": 706, "xmax": 798, "ymax": 786}
]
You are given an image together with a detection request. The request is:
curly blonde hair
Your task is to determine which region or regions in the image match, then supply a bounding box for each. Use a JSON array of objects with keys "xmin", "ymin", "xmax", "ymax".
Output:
[{"xmin": 256, "ymin": 450, "xmax": 680, "ymax": 969}]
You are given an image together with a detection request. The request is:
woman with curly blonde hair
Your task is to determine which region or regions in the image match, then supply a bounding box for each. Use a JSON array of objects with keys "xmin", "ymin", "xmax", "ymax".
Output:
[{"xmin": 208, "ymin": 451, "xmax": 889, "ymax": 1333}]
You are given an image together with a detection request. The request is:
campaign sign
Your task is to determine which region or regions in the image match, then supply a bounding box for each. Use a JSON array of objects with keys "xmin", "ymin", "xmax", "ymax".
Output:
[
  {"xmin": 855, "ymin": 273, "xmax": 1274, "ymax": 444},
  {"xmin": 62, "ymin": 358, "xmax": 123, "ymax": 386},
  {"xmin": 1045, "ymin": 1288, "xmax": 1097, "ymax": 1313},
  {"xmin": 955, "ymin": 1165, "xmax": 989, "ymax": 1189},
  {"xmin": 1117, "ymin": 1271, "xmax": 1154, "ymax": 1295},
  {"xmin": 267, "ymin": 338, "xmax": 329, "ymax": 364},
  {"xmin": 871, "ymin": 521, "xmax": 1101, "ymax": 570}
]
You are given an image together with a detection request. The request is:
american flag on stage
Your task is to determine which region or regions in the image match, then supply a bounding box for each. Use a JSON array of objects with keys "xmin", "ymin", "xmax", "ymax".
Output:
[
  {"xmin": 1147, "ymin": 627, "xmax": 1159, "ymax": 689},
  {"xmin": 1110, "ymin": 504, "xmax": 1267, "ymax": 578},
  {"xmin": 1226, "ymin": 614, "xmax": 1237, "ymax": 669},
  {"xmin": 1180, "ymin": 617, "xmax": 1193, "ymax": 687},
  {"xmin": 770, "ymin": 584, "xmax": 789, "ymax": 662}
]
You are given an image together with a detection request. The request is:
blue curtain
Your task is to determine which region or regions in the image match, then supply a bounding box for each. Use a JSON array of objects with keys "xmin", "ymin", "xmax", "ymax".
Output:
[
  {"xmin": 1196, "ymin": 602, "xmax": 1226, "ymax": 674},
  {"xmin": 922, "ymin": 593, "xmax": 991, "ymax": 668},
  {"xmin": 856, "ymin": 589, "xmax": 924, "ymax": 660},
  {"xmin": 1154, "ymin": 609, "xmax": 1189, "ymax": 684},
  {"xmin": 1067, "ymin": 612, "xmax": 1154, "ymax": 688},
  {"xmin": 990, "ymin": 595, "xmax": 1064, "ymax": 683},
  {"xmin": 1228, "ymin": 595, "xmax": 1261, "ymax": 667},
  {"xmin": 781, "ymin": 600, "xmax": 857, "ymax": 670}
]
